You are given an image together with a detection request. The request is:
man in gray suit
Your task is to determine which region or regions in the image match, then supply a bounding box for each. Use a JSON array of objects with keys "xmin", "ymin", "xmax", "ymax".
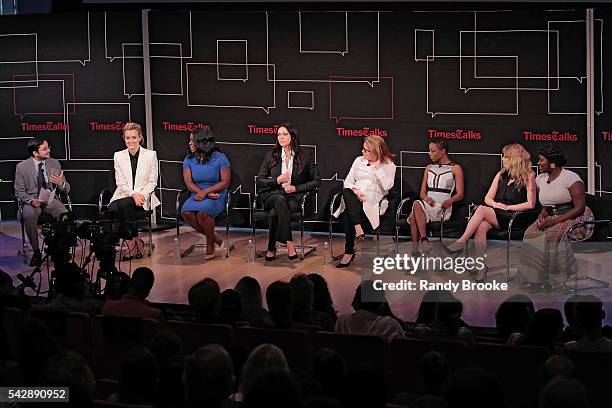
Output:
[{"xmin": 14, "ymin": 138, "xmax": 70, "ymax": 266}]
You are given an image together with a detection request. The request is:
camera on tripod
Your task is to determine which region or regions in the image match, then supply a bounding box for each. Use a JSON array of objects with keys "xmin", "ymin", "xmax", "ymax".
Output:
[{"xmin": 41, "ymin": 213, "xmax": 78, "ymax": 262}]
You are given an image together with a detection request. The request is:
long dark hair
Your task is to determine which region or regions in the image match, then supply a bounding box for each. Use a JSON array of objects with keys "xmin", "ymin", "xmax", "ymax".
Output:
[
  {"xmin": 270, "ymin": 122, "xmax": 303, "ymax": 172},
  {"xmin": 189, "ymin": 127, "xmax": 220, "ymax": 163}
]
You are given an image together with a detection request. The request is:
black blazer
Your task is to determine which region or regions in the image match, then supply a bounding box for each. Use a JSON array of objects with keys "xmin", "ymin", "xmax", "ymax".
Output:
[{"xmin": 256, "ymin": 150, "xmax": 321, "ymax": 200}]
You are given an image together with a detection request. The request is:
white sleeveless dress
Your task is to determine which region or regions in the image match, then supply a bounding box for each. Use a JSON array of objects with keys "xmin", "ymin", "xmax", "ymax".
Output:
[{"xmin": 408, "ymin": 163, "xmax": 456, "ymax": 223}]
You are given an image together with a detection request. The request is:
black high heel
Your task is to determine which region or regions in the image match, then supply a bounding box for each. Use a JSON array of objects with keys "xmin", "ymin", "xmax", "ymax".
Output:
[
  {"xmin": 336, "ymin": 253, "xmax": 355, "ymax": 268},
  {"xmin": 442, "ymin": 242, "xmax": 464, "ymax": 256},
  {"xmin": 288, "ymin": 253, "xmax": 299, "ymax": 260},
  {"xmin": 265, "ymin": 251, "xmax": 276, "ymax": 261}
]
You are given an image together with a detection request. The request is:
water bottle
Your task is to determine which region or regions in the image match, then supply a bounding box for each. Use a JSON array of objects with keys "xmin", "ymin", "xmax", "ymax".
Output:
[
  {"xmin": 323, "ymin": 241, "xmax": 331, "ymax": 265},
  {"xmin": 173, "ymin": 238, "xmax": 181, "ymax": 260},
  {"xmin": 246, "ymin": 240, "xmax": 255, "ymax": 263}
]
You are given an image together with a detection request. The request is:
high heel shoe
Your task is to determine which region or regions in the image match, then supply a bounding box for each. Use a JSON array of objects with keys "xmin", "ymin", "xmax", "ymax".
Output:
[
  {"xmin": 336, "ymin": 253, "xmax": 355, "ymax": 268},
  {"xmin": 288, "ymin": 253, "xmax": 299, "ymax": 260},
  {"xmin": 443, "ymin": 241, "xmax": 465, "ymax": 256},
  {"xmin": 474, "ymin": 265, "xmax": 488, "ymax": 283},
  {"xmin": 265, "ymin": 251, "xmax": 277, "ymax": 261}
]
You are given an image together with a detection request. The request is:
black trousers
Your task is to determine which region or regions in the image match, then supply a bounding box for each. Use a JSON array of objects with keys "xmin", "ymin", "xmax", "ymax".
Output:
[
  {"xmin": 108, "ymin": 197, "xmax": 145, "ymax": 223},
  {"xmin": 263, "ymin": 193, "xmax": 299, "ymax": 251},
  {"xmin": 342, "ymin": 188, "xmax": 372, "ymax": 254}
]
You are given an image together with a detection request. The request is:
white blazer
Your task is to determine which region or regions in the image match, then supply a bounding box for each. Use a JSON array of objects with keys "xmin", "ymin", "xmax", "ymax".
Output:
[
  {"xmin": 333, "ymin": 156, "xmax": 396, "ymax": 230},
  {"xmin": 110, "ymin": 147, "xmax": 161, "ymax": 211}
]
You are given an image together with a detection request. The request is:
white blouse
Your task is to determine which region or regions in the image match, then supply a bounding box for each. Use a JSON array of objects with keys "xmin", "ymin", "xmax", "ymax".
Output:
[
  {"xmin": 536, "ymin": 168, "xmax": 582, "ymax": 206},
  {"xmin": 333, "ymin": 156, "xmax": 396, "ymax": 229}
]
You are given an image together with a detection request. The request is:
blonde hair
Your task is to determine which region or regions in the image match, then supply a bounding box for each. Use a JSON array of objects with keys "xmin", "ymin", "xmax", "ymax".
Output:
[
  {"xmin": 364, "ymin": 135, "xmax": 395, "ymax": 164},
  {"xmin": 123, "ymin": 122, "xmax": 143, "ymax": 138},
  {"xmin": 501, "ymin": 143, "xmax": 532, "ymax": 190}
]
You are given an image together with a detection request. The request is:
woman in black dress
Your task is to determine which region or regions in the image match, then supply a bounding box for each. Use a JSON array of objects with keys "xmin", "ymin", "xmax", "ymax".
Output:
[{"xmin": 445, "ymin": 143, "xmax": 536, "ymax": 279}]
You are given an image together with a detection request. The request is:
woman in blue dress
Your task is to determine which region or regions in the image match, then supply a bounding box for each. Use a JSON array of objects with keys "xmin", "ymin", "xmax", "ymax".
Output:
[{"xmin": 181, "ymin": 128, "xmax": 231, "ymax": 259}]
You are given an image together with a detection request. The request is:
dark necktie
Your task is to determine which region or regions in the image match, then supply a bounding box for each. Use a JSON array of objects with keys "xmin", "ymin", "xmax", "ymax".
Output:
[{"xmin": 37, "ymin": 163, "xmax": 46, "ymax": 192}]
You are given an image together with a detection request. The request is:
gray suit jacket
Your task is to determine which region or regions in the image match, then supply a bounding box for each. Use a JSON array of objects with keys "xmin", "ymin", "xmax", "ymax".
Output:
[{"xmin": 14, "ymin": 157, "xmax": 71, "ymax": 203}]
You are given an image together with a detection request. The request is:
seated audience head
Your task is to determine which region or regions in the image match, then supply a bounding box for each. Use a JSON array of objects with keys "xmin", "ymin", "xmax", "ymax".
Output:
[
  {"xmin": 564, "ymin": 294, "xmax": 584, "ymax": 328},
  {"xmin": 576, "ymin": 294, "xmax": 605, "ymax": 332},
  {"xmin": 266, "ymin": 280, "xmax": 294, "ymax": 328},
  {"xmin": 290, "ymin": 273, "xmax": 314, "ymax": 319},
  {"xmin": 148, "ymin": 330, "xmax": 183, "ymax": 369},
  {"xmin": 416, "ymin": 290, "xmax": 440, "ymax": 324},
  {"xmin": 235, "ymin": 276, "xmax": 264, "ymax": 316},
  {"xmin": 240, "ymin": 343, "xmax": 289, "ymax": 395},
  {"xmin": 311, "ymin": 348, "xmax": 347, "ymax": 399},
  {"xmin": 128, "ymin": 267, "xmax": 155, "ymax": 299},
  {"xmin": 445, "ymin": 367, "xmax": 506, "ymax": 408},
  {"xmin": 220, "ymin": 288, "xmax": 242, "ymax": 322},
  {"xmin": 183, "ymin": 344, "xmax": 234, "ymax": 408},
  {"xmin": 419, "ymin": 350, "xmax": 450, "ymax": 394},
  {"xmin": 351, "ymin": 280, "xmax": 387, "ymax": 315},
  {"xmin": 542, "ymin": 354, "xmax": 574, "ymax": 383},
  {"xmin": 538, "ymin": 377, "xmax": 589, "ymax": 408},
  {"xmin": 40, "ymin": 350, "xmax": 95, "ymax": 408},
  {"xmin": 245, "ymin": 368, "xmax": 304, "ymax": 408},
  {"xmin": 522, "ymin": 308, "xmax": 564, "ymax": 347},
  {"xmin": 119, "ymin": 347, "xmax": 159, "ymax": 404},
  {"xmin": 188, "ymin": 277, "xmax": 221, "ymax": 319},
  {"xmin": 307, "ymin": 273, "xmax": 335, "ymax": 313},
  {"xmin": 495, "ymin": 294, "xmax": 535, "ymax": 339}
]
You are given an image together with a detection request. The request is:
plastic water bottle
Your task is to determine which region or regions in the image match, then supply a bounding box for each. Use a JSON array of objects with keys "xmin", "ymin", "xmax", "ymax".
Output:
[
  {"xmin": 173, "ymin": 238, "xmax": 181, "ymax": 260},
  {"xmin": 323, "ymin": 241, "xmax": 331, "ymax": 265},
  {"xmin": 246, "ymin": 240, "xmax": 255, "ymax": 263}
]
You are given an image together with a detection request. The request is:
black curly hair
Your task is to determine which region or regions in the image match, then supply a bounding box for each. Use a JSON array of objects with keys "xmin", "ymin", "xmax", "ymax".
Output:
[{"xmin": 539, "ymin": 143, "xmax": 567, "ymax": 167}]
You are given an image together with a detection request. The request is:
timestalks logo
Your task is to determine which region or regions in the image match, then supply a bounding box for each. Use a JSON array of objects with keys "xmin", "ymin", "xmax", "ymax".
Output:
[
  {"xmin": 523, "ymin": 130, "xmax": 578, "ymax": 142},
  {"xmin": 21, "ymin": 122, "xmax": 68, "ymax": 132},
  {"xmin": 89, "ymin": 121, "xmax": 124, "ymax": 131},
  {"xmin": 427, "ymin": 129, "xmax": 481, "ymax": 140},
  {"xmin": 337, "ymin": 127, "xmax": 389, "ymax": 137},
  {"xmin": 161, "ymin": 121, "xmax": 209, "ymax": 132}
]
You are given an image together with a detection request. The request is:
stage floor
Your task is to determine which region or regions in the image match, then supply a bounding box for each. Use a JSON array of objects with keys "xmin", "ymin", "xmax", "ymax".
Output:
[{"xmin": 2, "ymin": 221, "xmax": 611, "ymax": 327}]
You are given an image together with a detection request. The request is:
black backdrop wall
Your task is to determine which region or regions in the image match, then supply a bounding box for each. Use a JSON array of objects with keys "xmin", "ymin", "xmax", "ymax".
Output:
[{"xmin": 1, "ymin": 5, "xmax": 610, "ymax": 232}]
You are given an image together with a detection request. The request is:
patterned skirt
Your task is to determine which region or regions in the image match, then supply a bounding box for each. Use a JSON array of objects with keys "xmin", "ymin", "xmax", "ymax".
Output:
[{"xmin": 516, "ymin": 215, "xmax": 579, "ymax": 286}]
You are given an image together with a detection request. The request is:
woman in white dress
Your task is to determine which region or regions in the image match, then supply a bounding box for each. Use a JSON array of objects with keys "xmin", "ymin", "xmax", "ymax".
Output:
[{"xmin": 407, "ymin": 138, "xmax": 464, "ymax": 254}]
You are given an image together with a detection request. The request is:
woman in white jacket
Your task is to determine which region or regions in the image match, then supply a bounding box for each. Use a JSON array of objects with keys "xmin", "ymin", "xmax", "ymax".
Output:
[
  {"xmin": 108, "ymin": 122, "xmax": 160, "ymax": 260},
  {"xmin": 334, "ymin": 135, "xmax": 396, "ymax": 267}
]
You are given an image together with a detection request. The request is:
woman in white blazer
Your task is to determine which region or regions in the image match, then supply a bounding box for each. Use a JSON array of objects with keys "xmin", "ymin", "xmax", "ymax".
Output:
[
  {"xmin": 109, "ymin": 122, "xmax": 160, "ymax": 259},
  {"xmin": 333, "ymin": 135, "xmax": 396, "ymax": 267}
]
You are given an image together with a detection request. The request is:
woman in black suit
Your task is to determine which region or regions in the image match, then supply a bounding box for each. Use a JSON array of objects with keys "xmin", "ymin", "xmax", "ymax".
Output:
[{"xmin": 256, "ymin": 123, "xmax": 321, "ymax": 260}]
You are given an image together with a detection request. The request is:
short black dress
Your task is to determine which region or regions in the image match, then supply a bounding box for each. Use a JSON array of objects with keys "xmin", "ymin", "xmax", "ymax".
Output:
[{"xmin": 490, "ymin": 172, "xmax": 529, "ymax": 230}]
